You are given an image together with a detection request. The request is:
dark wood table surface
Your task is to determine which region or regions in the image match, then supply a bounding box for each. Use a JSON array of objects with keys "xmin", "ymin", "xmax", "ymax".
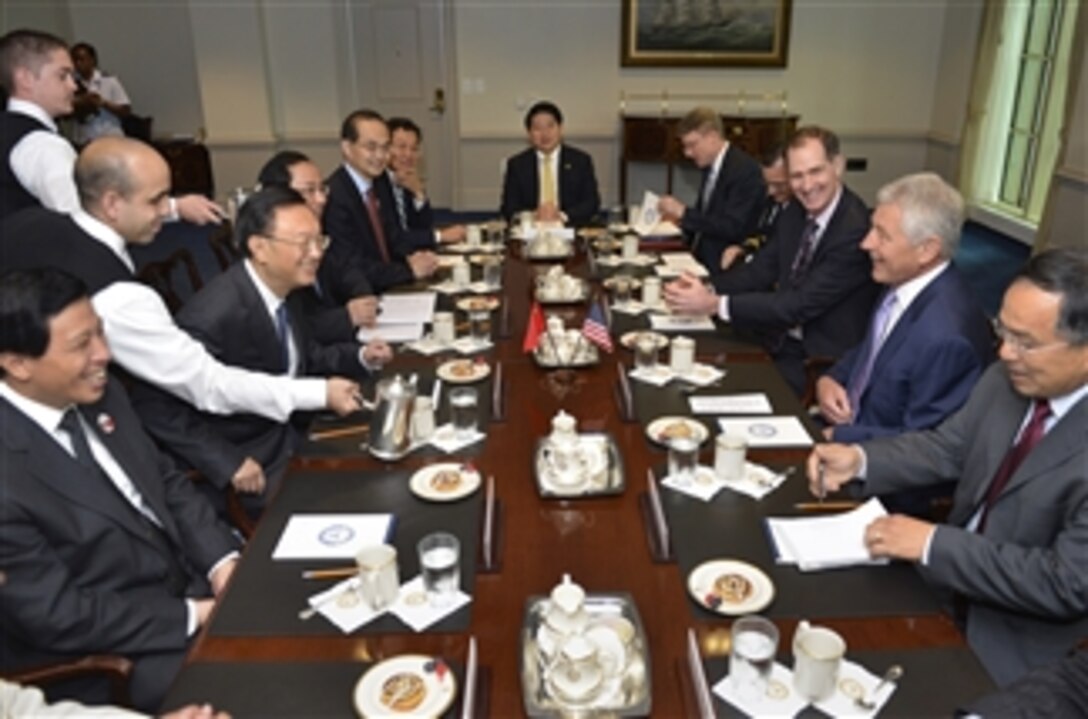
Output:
[{"xmin": 176, "ymin": 238, "xmax": 993, "ymax": 717}]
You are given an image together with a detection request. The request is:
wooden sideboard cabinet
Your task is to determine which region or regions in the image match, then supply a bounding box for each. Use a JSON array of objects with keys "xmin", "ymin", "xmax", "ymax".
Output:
[{"xmin": 620, "ymin": 114, "xmax": 799, "ymax": 203}]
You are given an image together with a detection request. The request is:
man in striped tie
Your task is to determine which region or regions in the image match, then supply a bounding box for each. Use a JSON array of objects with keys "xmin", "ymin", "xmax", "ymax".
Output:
[{"xmin": 808, "ymin": 248, "xmax": 1088, "ymax": 687}]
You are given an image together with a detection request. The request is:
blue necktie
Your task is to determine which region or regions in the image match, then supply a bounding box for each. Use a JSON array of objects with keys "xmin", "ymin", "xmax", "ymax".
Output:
[{"xmin": 275, "ymin": 303, "xmax": 291, "ymax": 375}]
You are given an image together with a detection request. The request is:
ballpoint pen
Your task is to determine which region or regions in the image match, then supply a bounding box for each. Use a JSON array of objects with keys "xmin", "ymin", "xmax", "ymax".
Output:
[{"xmin": 817, "ymin": 460, "xmax": 826, "ymax": 503}]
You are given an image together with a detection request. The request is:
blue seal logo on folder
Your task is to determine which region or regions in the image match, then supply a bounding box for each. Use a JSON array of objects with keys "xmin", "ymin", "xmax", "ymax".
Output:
[{"xmin": 318, "ymin": 523, "xmax": 356, "ymax": 546}]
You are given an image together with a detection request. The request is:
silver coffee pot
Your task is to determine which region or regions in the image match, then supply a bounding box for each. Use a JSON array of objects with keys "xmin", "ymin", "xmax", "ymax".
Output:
[{"xmin": 365, "ymin": 374, "xmax": 417, "ymax": 460}]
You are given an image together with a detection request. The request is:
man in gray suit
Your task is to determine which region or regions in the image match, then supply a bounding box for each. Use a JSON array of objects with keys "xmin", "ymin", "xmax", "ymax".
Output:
[{"xmin": 808, "ymin": 247, "xmax": 1087, "ymax": 686}]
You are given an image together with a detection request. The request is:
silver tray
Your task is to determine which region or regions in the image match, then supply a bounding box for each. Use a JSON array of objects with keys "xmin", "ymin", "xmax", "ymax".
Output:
[
  {"xmin": 533, "ymin": 433, "xmax": 625, "ymax": 498},
  {"xmin": 533, "ymin": 340, "xmax": 600, "ymax": 368},
  {"xmin": 536, "ymin": 280, "xmax": 589, "ymax": 305},
  {"xmin": 520, "ymin": 592, "xmax": 652, "ymax": 718}
]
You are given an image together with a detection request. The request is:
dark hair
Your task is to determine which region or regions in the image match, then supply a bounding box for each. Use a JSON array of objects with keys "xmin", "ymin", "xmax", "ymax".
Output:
[
  {"xmin": 387, "ymin": 117, "xmax": 422, "ymax": 142},
  {"xmin": 0, "ymin": 29, "xmax": 68, "ymax": 93},
  {"xmin": 70, "ymin": 41, "xmax": 97, "ymax": 62},
  {"xmin": 234, "ymin": 185, "xmax": 309, "ymax": 258},
  {"xmin": 1017, "ymin": 248, "xmax": 1088, "ymax": 345},
  {"xmin": 760, "ymin": 142, "xmax": 787, "ymax": 168},
  {"xmin": 0, "ymin": 269, "xmax": 89, "ymax": 375},
  {"xmin": 524, "ymin": 101, "xmax": 563, "ymax": 130},
  {"xmin": 788, "ymin": 126, "xmax": 841, "ymax": 161},
  {"xmin": 677, "ymin": 106, "xmax": 722, "ymax": 137},
  {"xmin": 341, "ymin": 109, "xmax": 385, "ymax": 142},
  {"xmin": 257, "ymin": 150, "xmax": 311, "ymax": 188}
]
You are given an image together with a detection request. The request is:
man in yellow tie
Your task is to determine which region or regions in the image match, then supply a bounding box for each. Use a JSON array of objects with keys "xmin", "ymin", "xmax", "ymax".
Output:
[{"xmin": 500, "ymin": 101, "xmax": 600, "ymax": 226}]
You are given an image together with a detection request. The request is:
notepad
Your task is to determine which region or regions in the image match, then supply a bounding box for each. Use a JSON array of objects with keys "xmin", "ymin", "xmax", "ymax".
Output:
[
  {"xmin": 357, "ymin": 323, "xmax": 425, "ymax": 343},
  {"xmin": 689, "ymin": 393, "xmax": 772, "ymax": 415},
  {"xmin": 765, "ymin": 498, "xmax": 890, "ymax": 571},
  {"xmin": 272, "ymin": 513, "xmax": 395, "ymax": 560},
  {"xmin": 717, "ymin": 416, "xmax": 814, "ymax": 446},
  {"xmin": 377, "ymin": 292, "xmax": 436, "ymax": 324}
]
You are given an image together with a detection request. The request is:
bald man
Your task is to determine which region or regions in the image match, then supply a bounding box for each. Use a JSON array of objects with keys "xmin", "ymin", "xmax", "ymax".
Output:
[{"xmin": 0, "ymin": 136, "xmax": 363, "ymax": 425}]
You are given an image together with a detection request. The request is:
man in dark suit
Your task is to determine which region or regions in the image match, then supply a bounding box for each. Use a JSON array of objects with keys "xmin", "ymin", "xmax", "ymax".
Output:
[
  {"xmin": 817, "ymin": 173, "xmax": 993, "ymax": 442},
  {"xmin": 131, "ymin": 187, "xmax": 391, "ymax": 517},
  {"xmin": 321, "ymin": 109, "xmax": 438, "ymax": 299},
  {"xmin": 257, "ymin": 149, "xmax": 378, "ymax": 344},
  {"xmin": 809, "ymin": 248, "xmax": 1088, "ymax": 686},
  {"xmin": 386, "ymin": 116, "xmax": 466, "ymax": 245},
  {"xmin": 0, "ymin": 268, "xmax": 240, "ymax": 711},
  {"xmin": 657, "ymin": 106, "xmax": 765, "ymax": 271},
  {"xmin": 665, "ymin": 126, "xmax": 879, "ymax": 395},
  {"xmin": 721, "ymin": 143, "xmax": 793, "ymax": 271},
  {"xmin": 499, "ymin": 100, "xmax": 600, "ymax": 226}
]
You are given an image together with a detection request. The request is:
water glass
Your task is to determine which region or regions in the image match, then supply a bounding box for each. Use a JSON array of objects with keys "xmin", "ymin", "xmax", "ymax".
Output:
[
  {"xmin": 730, "ymin": 615, "xmax": 779, "ymax": 702},
  {"xmin": 449, "ymin": 387, "xmax": 479, "ymax": 439},
  {"xmin": 634, "ymin": 336, "xmax": 659, "ymax": 370},
  {"xmin": 451, "ymin": 262, "xmax": 471, "ymax": 287},
  {"xmin": 482, "ymin": 259, "xmax": 502, "ymax": 288},
  {"xmin": 667, "ymin": 435, "xmax": 699, "ymax": 485},
  {"xmin": 468, "ymin": 310, "xmax": 490, "ymax": 343},
  {"xmin": 613, "ymin": 277, "xmax": 633, "ymax": 305},
  {"xmin": 418, "ymin": 532, "xmax": 461, "ymax": 607}
]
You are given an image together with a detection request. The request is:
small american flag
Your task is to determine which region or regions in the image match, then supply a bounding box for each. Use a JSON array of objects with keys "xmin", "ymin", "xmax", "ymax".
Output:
[{"xmin": 581, "ymin": 300, "xmax": 613, "ymax": 353}]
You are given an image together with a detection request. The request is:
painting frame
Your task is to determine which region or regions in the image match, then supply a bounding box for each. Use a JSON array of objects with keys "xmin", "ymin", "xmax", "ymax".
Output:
[{"xmin": 621, "ymin": 0, "xmax": 792, "ymax": 68}]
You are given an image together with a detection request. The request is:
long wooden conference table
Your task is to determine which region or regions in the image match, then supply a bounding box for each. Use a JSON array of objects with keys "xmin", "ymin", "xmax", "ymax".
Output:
[{"xmin": 165, "ymin": 234, "xmax": 994, "ymax": 717}]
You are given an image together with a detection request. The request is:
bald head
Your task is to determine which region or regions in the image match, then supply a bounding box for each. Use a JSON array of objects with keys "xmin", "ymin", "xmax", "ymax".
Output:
[{"xmin": 75, "ymin": 138, "xmax": 171, "ymax": 245}]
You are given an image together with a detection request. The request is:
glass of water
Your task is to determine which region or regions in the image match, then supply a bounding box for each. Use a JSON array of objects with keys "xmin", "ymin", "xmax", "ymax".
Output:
[
  {"xmin": 418, "ymin": 532, "xmax": 460, "ymax": 607},
  {"xmin": 667, "ymin": 435, "xmax": 700, "ymax": 485},
  {"xmin": 482, "ymin": 259, "xmax": 502, "ymax": 288},
  {"xmin": 468, "ymin": 310, "xmax": 490, "ymax": 344},
  {"xmin": 730, "ymin": 615, "xmax": 779, "ymax": 702},
  {"xmin": 613, "ymin": 277, "xmax": 633, "ymax": 306},
  {"xmin": 449, "ymin": 387, "xmax": 479, "ymax": 440},
  {"xmin": 634, "ymin": 335, "xmax": 659, "ymax": 370}
]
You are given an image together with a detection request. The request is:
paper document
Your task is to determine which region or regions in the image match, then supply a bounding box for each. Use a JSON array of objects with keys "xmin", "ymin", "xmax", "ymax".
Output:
[
  {"xmin": 689, "ymin": 393, "xmax": 773, "ymax": 415},
  {"xmin": 633, "ymin": 191, "xmax": 681, "ymax": 237},
  {"xmin": 765, "ymin": 498, "xmax": 890, "ymax": 571},
  {"xmin": 272, "ymin": 513, "xmax": 395, "ymax": 560},
  {"xmin": 649, "ymin": 314, "xmax": 716, "ymax": 332},
  {"xmin": 357, "ymin": 323, "xmax": 425, "ymax": 343},
  {"xmin": 717, "ymin": 416, "xmax": 814, "ymax": 446},
  {"xmin": 378, "ymin": 292, "xmax": 436, "ymax": 324}
]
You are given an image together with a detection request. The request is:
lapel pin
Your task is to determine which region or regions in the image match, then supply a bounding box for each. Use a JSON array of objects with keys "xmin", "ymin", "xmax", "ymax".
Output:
[{"xmin": 96, "ymin": 412, "xmax": 115, "ymax": 435}]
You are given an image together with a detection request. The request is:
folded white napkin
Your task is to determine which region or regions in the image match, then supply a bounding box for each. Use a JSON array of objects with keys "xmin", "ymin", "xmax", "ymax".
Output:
[
  {"xmin": 431, "ymin": 281, "xmax": 495, "ymax": 295},
  {"xmin": 629, "ymin": 364, "xmax": 673, "ymax": 387},
  {"xmin": 812, "ymin": 659, "xmax": 898, "ymax": 718},
  {"xmin": 597, "ymin": 253, "xmax": 657, "ymax": 267},
  {"xmin": 428, "ymin": 423, "xmax": 485, "ymax": 453},
  {"xmin": 404, "ymin": 335, "xmax": 450, "ymax": 356},
  {"xmin": 719, "ymin": 462, "xmax": 788, "ymax": 501},
  {"xmin": 661, "ymin": 466, "xmax": 723, "ymax": 502},
  {"xmin": 674, "ymin": 363, "xmax": 725, "ymax": 386},
  {"xmin": 389, "ymin": 575, "xmax": 473, "ymax": 632},
  {"xmin": 610, "ymin": 300, "xmax": 647, "ymax": 316},
  {"xmin": 712, "ymin": 662, "xmax": 807, "ymax": 718},
  {"xmin": 449, "ymin": 337, "xmax": 494, "ymax": 355},
  {"xmin": 307, "ymin": 577, "xmax": 382, "ymax": 634}
]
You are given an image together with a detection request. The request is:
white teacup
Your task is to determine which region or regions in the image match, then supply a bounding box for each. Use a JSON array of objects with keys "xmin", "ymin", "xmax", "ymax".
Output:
[
  {"xmin": 641, "ymin": 276, "xmax": 662, "ymax": 306},
  {"xmin": 621, "ymin": 234, "xmax": 639, "ymax": 259},
  {"xmin": 355, "ymin": 544, "xmax": 399, "ymax": 611},
  {"xmin": 466, "ymin": 224, "xmax": 482, "ymax": 246},
  {"xmin": 714, "ymin": 433, "xmax": 747, "ymax": 482},
  {"xmin": 792, "ymin": 620, "xmax": 846, "ymax": 700},
  {"xmin": 451, "ymin": 262, "xmax": 471, "ymax": 287},
  {"xmin": 669, "ymin": 335, "xmax": 696, "ymax": 374}
]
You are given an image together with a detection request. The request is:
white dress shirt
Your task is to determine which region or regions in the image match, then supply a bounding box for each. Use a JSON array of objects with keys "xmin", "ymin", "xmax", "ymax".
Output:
[
  {"xmin": 5, "ymin": 97, "xmax": 80, "ymax": 213},
  {"xmin": 73, "ymin": 210, "xmax": 327, "ymax": 421},
  {"xmin": 74, "ymin": 69, "xmax": 130, "ymax": 144}
]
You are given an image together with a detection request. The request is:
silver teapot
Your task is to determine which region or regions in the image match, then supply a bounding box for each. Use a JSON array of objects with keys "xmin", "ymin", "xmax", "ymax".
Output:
[{"xmin": 365, "ymin": 374, "xmax": 417, "ymax": 460}]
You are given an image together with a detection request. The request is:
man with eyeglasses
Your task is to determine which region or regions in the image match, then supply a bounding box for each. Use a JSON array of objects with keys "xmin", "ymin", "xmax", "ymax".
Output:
[
  {"xmin": 257, "ymin": 150, "xmax": 379, "ymax": 344},
  {"xmin": 1, "ymin": 137, "xmax": 365, "ymax": 427},
  {"xmin": 321, "ymin": 109, "xmax": 438, "ymax": 297},
  {"xmin": 130, "ymin": 186, "xmax": 391, "ymax": 518},
  {"xmin": 807, "ymin": 248, "xmax": 1088, "ymax": 687}
]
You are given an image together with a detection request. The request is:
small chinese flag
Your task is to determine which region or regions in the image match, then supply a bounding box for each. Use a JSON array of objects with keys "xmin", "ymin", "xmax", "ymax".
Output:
[{"xmin": 523, "ymin": 300, "xmax": 546, "ymax": 353}]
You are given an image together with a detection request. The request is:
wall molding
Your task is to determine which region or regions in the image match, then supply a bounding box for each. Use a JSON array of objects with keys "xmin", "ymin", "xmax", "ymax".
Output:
[
  {"xmin": 1055, "ymin": 164, "xmax": 1088, "ymax": 186},
  {"xmin": 925, "ymin": 130, "xmax": 961, "ymax": 147}
]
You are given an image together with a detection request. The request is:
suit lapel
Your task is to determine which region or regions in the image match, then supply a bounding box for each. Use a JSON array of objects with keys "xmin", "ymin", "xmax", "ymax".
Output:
[
  {"xmin": 999, "ymin": 396, "xmax": 1087, "ymax": 500},
  {"xmin": 232, "ymin": 264, "xmax": 284, "ymax": 371},
  {"xmin": 865, "ymin": 268, "xmax": 950, "ymax": 391},
  {"xmin": 1, "ymin": 398, "xmax": 160, "ymax": 546}
]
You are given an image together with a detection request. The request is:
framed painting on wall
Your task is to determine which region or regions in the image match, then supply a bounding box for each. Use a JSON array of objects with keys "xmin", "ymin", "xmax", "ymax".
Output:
[{"xmin": 621, "ymin": 0, "xmax": 792, "ymax": 67}]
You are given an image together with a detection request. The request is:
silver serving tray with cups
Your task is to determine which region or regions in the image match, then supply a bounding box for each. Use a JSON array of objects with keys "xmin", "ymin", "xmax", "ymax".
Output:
[
  {"xmin": 520, "ymin": 592, "xmax": 652, "ymax": 717},
  {"xmin": 533, "ymin": 433, "xmax": 625, "ymax": 498},
  {"xmin": 535, "ymin": 280, "xmax": 589, "ymax": 305},
  {"xmin": 532, "ymin": 339, "xmax": 600, "ymax": 368}
]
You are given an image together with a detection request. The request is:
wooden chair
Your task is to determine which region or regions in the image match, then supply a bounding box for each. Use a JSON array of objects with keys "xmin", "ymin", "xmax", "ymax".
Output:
[
  {"xmin": 4, "ymin": 655, "xmax": 134, "ymax": 706},
  {"xmin": 137, "ymin": 248, "xmax": 203, "ymax": 313},
  {"xmin": 184, "ymin": 469, "xmax": 257, "ymax": 541},
  {"xmin": 206, "ymin": 220, "xmax": 240, "ymax": 271},
  {"xmin": 801, "ymin": 355, "xmax": 836, "ymax": 413}
]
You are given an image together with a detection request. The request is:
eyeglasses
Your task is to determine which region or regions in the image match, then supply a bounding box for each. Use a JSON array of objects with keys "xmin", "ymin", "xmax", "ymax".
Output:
[
  {"xmin": 992, "ymin": 319, "xmax": 1069, "ymax": 355},
  {"xmin": 262, "ymin": 233, "xmax": 330, "ymax": 252}
]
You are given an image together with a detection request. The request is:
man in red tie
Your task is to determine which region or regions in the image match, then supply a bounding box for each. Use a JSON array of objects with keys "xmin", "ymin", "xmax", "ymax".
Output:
[
  {"xmin": 320, "ymin": 109, "xmax": 438, "ymax": 296},
  {"xmin": 808, "ymin": 248, "xmax": 1088, "ymax": 687}
]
